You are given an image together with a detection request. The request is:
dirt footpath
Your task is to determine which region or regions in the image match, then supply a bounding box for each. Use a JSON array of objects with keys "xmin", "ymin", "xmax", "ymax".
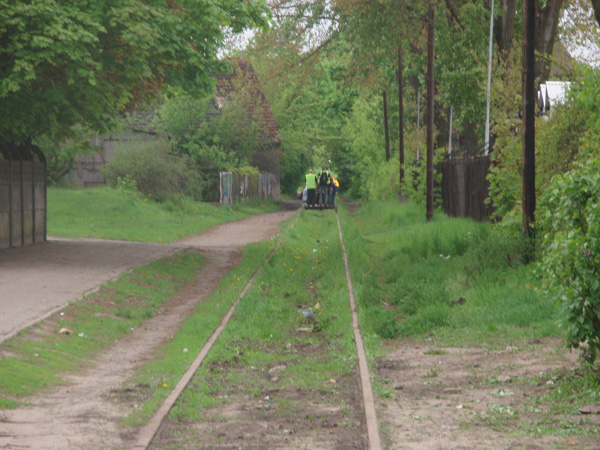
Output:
[{"xmin": 0, "ymin": 209, "xmax": 298, "ymax": 344}]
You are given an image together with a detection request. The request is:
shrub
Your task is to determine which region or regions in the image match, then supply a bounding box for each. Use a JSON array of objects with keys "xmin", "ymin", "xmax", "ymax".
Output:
[
  {"xmin": 539, "ymin": 158, "xmax": 600, "ymax": 364},
  {"xmin": 102, "ymin": 139, "xmax": 201, "ymax": 201}
]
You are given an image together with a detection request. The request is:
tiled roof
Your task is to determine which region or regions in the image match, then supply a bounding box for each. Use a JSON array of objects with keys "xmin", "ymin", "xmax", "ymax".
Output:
[
  {"xmin": 216, "ymin": 59, "xmax": 282, "ymax": 144},
  {"xmin": 120, "ymin": 60, "xmax": 282, "ymax": 145}
]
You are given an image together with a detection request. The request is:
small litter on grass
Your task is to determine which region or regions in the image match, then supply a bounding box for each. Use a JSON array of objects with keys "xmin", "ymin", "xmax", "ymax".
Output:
[
  {"xmin": 495, "ymin": 375, "xmax": 512, "ymax": 383},
  {"xmin": 59, "ymin": 328, "xmax": 73, "ymax": 335}
]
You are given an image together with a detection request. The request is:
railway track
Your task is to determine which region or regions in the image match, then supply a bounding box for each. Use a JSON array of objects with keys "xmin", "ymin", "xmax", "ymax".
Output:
[{"xmin": 130, "ymin": 210, "xmax": 382, "ymax": 450}]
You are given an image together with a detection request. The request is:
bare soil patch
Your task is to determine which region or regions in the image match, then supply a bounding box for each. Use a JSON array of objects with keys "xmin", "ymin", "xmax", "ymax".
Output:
[
  {"xmin": 374, "ymin": 338, "xmax": 599, "ymax": 450},
  {"xmin": 152, "ymin": 346, "xmax": 368, "ymax": 450}
]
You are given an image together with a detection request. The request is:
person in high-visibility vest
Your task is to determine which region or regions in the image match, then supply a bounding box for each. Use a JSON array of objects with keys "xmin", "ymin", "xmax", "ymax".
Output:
[
  {"xmin": 305, "ymin": 169, "xmax": 318, "ymax": 207},
  {"xmin": 330, "ymin": 177, "xmax": 339, "ymax": 207}
]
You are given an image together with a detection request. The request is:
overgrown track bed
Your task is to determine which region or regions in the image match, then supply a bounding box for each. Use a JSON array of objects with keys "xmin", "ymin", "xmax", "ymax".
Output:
[{"xmin": 138, "ymin": 209, "xmax": 380, "ymax": 449}]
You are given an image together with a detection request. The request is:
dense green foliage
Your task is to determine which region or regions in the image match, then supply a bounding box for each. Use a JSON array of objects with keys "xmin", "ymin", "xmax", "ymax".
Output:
[
  {"xmin": 488, "ymin": 65, "xmax": 600, "ymax": 363},
  {"xmin": 487, "ymin": 67, "xmax": 594, "ymax": 229},
  {"xmin": 156, "ymin": 66, "xmax": 267, "ymax": 171},
  {"xmin": 101, "ymin": 139, "xmax": 202, "ymax": 201},
  {"xmin": 539, "ymin": 159, "xmax": 600, "ymax": 363},
  {"xmin": 0, "ymin": 0, "xmax": 269, "ymax": 144}
]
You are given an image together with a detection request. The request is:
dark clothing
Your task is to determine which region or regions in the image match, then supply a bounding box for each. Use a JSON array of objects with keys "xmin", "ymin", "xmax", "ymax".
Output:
[
  {"xmin": 317, "ymin": 170, "xmax": 330, "ymax": 206},
  {"xmin": 307, "ymin": 188, "xmax": 316, "ymax": 207},
  {"xmin": 329, "ymin": 182, "xmax": 338, "ymax": 207}
]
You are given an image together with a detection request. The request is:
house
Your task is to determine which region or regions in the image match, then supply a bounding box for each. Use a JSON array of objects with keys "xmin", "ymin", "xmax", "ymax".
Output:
[
  {"xmin": 215, "ymin": 59, "xmax": 282, "ymax": 199},
  {"xmin": 67, "ymin": 59, "xmax": 282, "ymax": 201},
  {"xmin": 537, "ymin": 81, "xmax": 571, "ymax": 116}
]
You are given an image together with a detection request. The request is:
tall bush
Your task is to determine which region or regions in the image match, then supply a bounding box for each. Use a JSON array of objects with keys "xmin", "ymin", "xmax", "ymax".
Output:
[
  {"xmin": 102, "ymin": 139, "xmax": 200, "ymax": 201},
  {"xmin": 487, "ymin": 64, "xmax": 597, "ymax": 232},
  {"xmin": 539, "ymin": 158, "xmax": 600, "ymax": 363}
]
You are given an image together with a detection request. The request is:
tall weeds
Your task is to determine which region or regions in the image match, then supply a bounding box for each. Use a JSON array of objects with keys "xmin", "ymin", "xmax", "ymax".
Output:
[{"xmin": 339, "ymin": 200, "xmax": 559, "ymax": 348}]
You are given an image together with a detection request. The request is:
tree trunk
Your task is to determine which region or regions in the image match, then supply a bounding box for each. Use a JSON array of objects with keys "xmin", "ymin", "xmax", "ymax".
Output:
[
  {"xmin": 495, "ymin": 0, "xmax": 516, "ymax": 56},
  {"xmin": 535, "ymin": 0, "xmax": 565, "ymax": 84},
  {"xmin": 383, "ymin": 90, "xmax": 390, "ymax": 162},
  {"xmin": 592, "ymin": 0, "xmax": 600, "ymax": 26},
  {"xmin": 522, "ymin": 0, "xmax": 536, "ymax": 243},
  {"xmin": 426, "ymin": 5, "xmax": 435, "ymax": 222},
  {"xmin": 397, "ymin": 45, "xmax": 405, "ymax": 185},
  {"xmin": 493, "ymin": 0, "xmax": 564, "ymax": 83}
]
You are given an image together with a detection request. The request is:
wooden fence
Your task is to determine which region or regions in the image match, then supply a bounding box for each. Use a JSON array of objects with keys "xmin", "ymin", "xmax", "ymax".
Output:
[
  {"xmin": 439, "ymin": 154, "xmax": 493, "ymax": 221},
  {"xmin": 220, "ymin": 172, "xmax": 278, "ymax": 206},
  {"xmin": 0, "ymin": 143, "xmax": 47, "ymax": 249}
]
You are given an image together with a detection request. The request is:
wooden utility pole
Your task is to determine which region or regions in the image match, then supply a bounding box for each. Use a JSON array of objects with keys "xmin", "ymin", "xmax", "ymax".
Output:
[
  {"xmin": 522, "ymin": 0, "xmax": 536, "ymax": 240},
  {"xmin": 426, "ymin": 5, "xmax": 435, "ymax": 222},
  {"xmin": 397, "ymin": 45, "xmax": 405, "ymax": 185},
  {"xmin": 383, "ymin": 90, "xmax": 390, "ymax": 161}
]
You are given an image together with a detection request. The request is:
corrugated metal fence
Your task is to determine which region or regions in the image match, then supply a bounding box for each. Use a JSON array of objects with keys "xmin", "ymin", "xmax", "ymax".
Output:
[
  {"xmin": 0, "ymin": 143, "xmax": 47, "ymax": 249},
  {"xmin": 439, "ymin": 154, "xmax": 493, "ymax": 221},
  {"xmin": 220, "ymin": 172, "xmax": 277, "ymax": 206}
]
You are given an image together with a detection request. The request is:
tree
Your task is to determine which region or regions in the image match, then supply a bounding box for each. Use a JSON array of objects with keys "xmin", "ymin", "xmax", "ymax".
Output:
[
  {"xmin": 593, "ymin": 0, "xmax": 600, "ymax": 23},
  {"xmin": 247, "ymin": 18, "xmax": 357, "ymax": 193},
  {"xmin": 0, "ymin": 0, "xmax": 269, "ymax": 145}
]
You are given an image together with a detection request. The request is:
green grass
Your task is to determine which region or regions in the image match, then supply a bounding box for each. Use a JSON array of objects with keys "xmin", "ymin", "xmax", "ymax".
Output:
[
  {"xmin": 337, "ymin": 199, "xmax": 600, "ymax": 444},
  {"xmin": 157, "ymin": 208, "xmax": 358, "ymax": 430},
  {"xmin": 6, "ymin": 190, "xmax": 598, "ymax": 445},
  {"xmin": 119, "ymin": 237, "xmax": 281, "ymax": 427},
  {"xmin": 0, "ymin": 251, "xmax": 205, "ymax": 409},
  {"xmin": 0, "ymin": 186, "xmax": 286, "ymax": 411},
  {"xmin": 48, "ymin": 186, "xmax": 281, "ymax": 242},
  {"xmin": 338, "ymin": 199, "xmax": 561, "ymax": 350}
]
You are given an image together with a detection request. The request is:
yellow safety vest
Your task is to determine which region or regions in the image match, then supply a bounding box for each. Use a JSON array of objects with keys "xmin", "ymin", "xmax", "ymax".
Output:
[{"xmin": 305, "ymin": 173, "xmax": 317, "ymax": 189}]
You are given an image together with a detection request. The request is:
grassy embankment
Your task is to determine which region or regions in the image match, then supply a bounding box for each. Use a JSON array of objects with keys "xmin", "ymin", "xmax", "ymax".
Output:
[
  {"xmin": 339, "ymin": 200, "xmax": 559, "ymax": 347},
  {"xmin": 47, "ymin": 186, "xmax": 281, "ymax": 242},
  {"xmin": 339, "ymin": 200, "xmax": 599, "ymax": 441}
]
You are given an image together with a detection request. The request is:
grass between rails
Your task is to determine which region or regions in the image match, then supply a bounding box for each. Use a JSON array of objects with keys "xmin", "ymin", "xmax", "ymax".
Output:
[
  {"xmin": 142, "ymin": 208, "xmax": 365, "ymax": 448},
  {"xmin": 117, "ymin": 236, "xmax": 282, "ymax": 428},
  {"xmin": 48, "ymin": 186, "xmax": 281, "ymax": 243}
]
